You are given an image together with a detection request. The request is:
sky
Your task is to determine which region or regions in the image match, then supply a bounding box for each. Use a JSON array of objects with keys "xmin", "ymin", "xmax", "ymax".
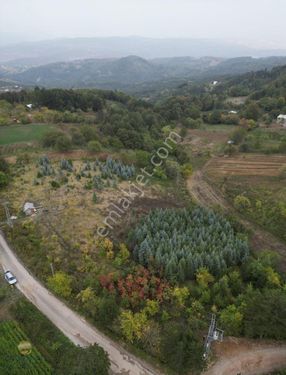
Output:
[{"xmin": 1, "ymin": 0, "xmax": 286, "ymax": 49}]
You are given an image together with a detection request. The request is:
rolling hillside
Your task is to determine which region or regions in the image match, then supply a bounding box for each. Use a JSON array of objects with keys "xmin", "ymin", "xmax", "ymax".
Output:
[{"xmin": 2, "ymin": 55, "xmax": 286, "ymax": 91}]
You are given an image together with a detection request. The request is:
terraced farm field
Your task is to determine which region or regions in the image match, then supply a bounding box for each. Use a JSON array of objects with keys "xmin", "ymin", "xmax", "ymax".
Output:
[
  {"xmin": 206, "ymin": 154, "xmax": 286, "ymax": 177},
  {"xmin": 0, "ymin": 320, "xmax": 51, "ymax": 375}
]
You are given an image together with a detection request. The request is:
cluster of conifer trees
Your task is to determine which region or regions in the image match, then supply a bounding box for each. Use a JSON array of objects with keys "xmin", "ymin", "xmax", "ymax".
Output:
[
  {"xmin": 60, "ymin": 159, "xmax": 73, "ymax": 172},
  {"xmin": 38, "ymin": 156, "xmax": 54, "ymax": 176},
  {"xmin": 131, "ymin": 208, "xmax": 249, "ymax": 281},
  {"xmin": 96, "ymin": 157, "xmax": 135, "ymax": 180}
]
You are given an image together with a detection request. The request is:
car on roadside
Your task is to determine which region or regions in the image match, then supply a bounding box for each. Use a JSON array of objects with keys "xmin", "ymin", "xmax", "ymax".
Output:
[{"xmin": 4, "ymin": 270, "xmax": 17, "ymax": 285}]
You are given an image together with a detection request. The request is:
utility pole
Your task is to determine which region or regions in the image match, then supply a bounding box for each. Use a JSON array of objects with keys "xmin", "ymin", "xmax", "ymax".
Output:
[
  {"xmin": 1, "ymin": 202, "xmax": 13, "ymax": 228},
  {"xmin": 50, "ymin": 263, "xmax": 55, "ymax": 277},
  {"xmin": 203, "ymin": 314, "xmax": 224, "ymax": 359}
]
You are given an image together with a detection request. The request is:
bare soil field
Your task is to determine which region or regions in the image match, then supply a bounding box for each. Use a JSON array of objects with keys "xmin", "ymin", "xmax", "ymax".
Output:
[
  {"xmin": 206, "ymin": 154, "xmax": 286, "ymax": 177},
  {"xmin": 111, "ymin": 194, "xmax": 186, "ymax": 242},
  {"xmin": 183, "ymin": 126, "xmax": 235, "ymax": 154}
]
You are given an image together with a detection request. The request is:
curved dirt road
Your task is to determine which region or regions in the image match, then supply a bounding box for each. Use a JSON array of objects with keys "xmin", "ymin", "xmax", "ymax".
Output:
[
  {"xmin": 187, "ymin": 169, "xmax": 286, "ymax": 269},
  {"xmin": 0, "ymin": 234, "xmax": 160, "ymax": 375},
  {"xmin": 203, "ymin": 338, "xmax": 286, "ymax": 375},
  {"xmin": 204, "ymin": 347, "xmax": 286, "ymax": 375}
]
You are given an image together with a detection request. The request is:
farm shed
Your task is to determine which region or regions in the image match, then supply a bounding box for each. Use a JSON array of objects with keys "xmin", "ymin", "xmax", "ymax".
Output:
[
  {"xmin": 23, "ymin": 202, "xmax": 37, "ymax": 216},
  {"xmin": 277, "ymin": 114, "xmax": 286, "ymax": 127}
]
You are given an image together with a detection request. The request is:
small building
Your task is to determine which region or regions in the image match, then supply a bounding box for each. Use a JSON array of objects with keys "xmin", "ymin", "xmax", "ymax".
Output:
[
  {"xmin": 277, "ymin": 114, "xmax": 286, "ymax": 127},
  {"xmin": 23, "ymin": 202, "xmax": 37, "ymax": 216},
  {"xmin": 228, "ymin": 110, "xmax": 238, "ymax": 115},
  {"xmin": 26, "ymin": 104, "xmax": 33, "ymax": 110}
]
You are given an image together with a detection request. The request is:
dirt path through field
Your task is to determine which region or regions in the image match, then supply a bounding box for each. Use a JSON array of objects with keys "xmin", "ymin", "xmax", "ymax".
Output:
[
  {"xmin": 187, "ymin": 163, "xmax": 286, "ymax": 269},
  {"xmin": 188, "ymin": 161, "xmax": 286, "ymax": 375}
]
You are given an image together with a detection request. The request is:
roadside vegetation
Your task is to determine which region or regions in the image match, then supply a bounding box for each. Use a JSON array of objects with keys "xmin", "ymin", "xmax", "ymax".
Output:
[{"xmin": 0, "ymin": 276, "xmax": 110, "ymax": 375}]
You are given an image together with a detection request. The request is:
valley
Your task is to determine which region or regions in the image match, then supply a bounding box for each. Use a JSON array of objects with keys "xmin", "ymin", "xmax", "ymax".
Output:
[{"xmin": 0, "ymin": 57, "xmax": 286, "ymax": 375}]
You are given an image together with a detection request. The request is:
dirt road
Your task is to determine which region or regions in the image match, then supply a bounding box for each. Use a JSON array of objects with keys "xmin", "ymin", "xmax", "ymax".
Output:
[
  {"xmin": 203, "ymin": 338, "xmax": 286, "ymax": 375},
  {"xmin": 187, "ymin": 169, "xmax": 286, "ymax": 269},
  {"xmin": 188, "ymin": 168, "xmax": 286, "ymax": 375},
  {"xmin": 0, "ymin": 234, "xmax": 160, "ymax": 375}
]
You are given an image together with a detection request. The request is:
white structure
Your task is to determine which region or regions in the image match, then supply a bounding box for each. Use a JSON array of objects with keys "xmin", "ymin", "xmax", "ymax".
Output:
[
  {"xmin": 26, "ymin": 104, "xmax": 33, "ymax": 110},
  {"xmin": 277, "ymin": 114, "xmax": 286, "ymax": 127},
  {"xmin": 23, "ymin": 202, "xmax": 36, "ymax": 216},
  {"xmin": 229, "ymin": 110, "xmax": 238, "ymax": 114}
]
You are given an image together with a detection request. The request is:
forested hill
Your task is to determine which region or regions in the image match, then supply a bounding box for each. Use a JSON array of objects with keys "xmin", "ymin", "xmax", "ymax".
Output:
[
  {"xmin": 2, "ymin": 55, "xmax": 286, "ymax": 91},
  {"xmin": 0, "ymin": 87, "xmax": 166, "ymax": 151},
  {"xmin": 214, "ymin": 64, "xmax": 286, "ymax": 98}
]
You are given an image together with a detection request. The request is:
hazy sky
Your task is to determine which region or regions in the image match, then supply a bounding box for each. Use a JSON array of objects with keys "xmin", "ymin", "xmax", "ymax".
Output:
[{"xmin": 1, "ymin": 0, "xmax": 286, "ymax": 48}]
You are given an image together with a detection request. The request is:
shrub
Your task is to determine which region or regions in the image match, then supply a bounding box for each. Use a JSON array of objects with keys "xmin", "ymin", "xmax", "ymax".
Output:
[
  {"xmin": 234, "ymin": 195, "xmax": 251, "ymax": 210},
  {"xmin": 50, "ymin": 180, "xmax": 60, "ymax": 189},
  {"xmin": 55, "ymin": 134, "xmax": 72, "ymax": 152},
  {"xmin": 0, "ymin": 158, "xmax": 9, "ymax": 173},
  {"xmin": 60, "ymin": 159, "xmax": 73, "ymax": 172},
  {"xmin": 92, "ymin": 192, "xmax": 97, "ymax": 203},
  {"xmin": 0, "ymin": 171, "xmax": 8, "ymax": 189},
  {"xmin": 42, "ymin": 130, "xmax": 63, "ymax": 148},
  {"xmin": 88, "ymin": 140, "xmax": 102, "ymax": 153},
  {"xmin": 181, "ymin": 163, "xmax": 193, "ymax": 178},
  {"xmin": 47, "ymin": 272, "xmax": 72, "ymax": 298},
  {"xmin": 38, "ymin": 155, "xmax": 54, "ymax": 176}
]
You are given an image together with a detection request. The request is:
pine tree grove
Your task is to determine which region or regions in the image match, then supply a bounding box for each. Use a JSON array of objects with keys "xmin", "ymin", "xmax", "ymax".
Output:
[{"xmin": 130, "ymin": 207, "xmax": 249, "ymax": 281}]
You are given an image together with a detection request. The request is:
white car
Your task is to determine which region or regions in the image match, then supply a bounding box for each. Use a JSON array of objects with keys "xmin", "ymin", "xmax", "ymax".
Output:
[{"xmin": 4, "ymin": 270, "xmax": 17, "ymax": 285}]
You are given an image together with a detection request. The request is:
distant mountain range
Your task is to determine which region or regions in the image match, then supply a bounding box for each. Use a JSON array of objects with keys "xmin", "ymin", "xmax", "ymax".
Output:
[
  {"xmin": 1, "ymin": 55, "xmax": 286, "ymax": 92},
  {"xmin": 1, "ymin": 37, "xmax": 286, "ymax": 67}
]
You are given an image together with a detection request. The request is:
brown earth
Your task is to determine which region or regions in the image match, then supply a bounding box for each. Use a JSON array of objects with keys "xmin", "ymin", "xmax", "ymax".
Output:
[
  {"xmin": 183, "ymin": 127, "xmax": 234, "ymax": 154},
  {"xmin": 206, "ymin": 154, "xmax": 286, "ymax": 177},
  {"xmin": 204, "ymin": 337, "xmax": 286, "ymax": 375}
]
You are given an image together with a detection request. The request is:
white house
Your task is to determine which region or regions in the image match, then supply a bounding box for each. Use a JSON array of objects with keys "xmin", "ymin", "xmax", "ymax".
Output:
[{"xmin": 277, "ymin": 114, "xmax": 286, "ymax": 127}]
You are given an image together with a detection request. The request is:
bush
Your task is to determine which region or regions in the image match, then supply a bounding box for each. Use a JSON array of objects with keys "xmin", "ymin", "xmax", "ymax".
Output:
[
  {"xmin": 234, "ymin": 195, "xmax": 251, "ymax": 210},
  {"xmin": 47, "ymin": 272, "xmax": 72, "ymax": 298},
  {"xmin": 88, "ymin": 140, "xmax": 102, "ymax": 153},
  {"xmin": 71, "ymin": 130, "xmax": 85, "ymax": 146},
  {"xmin": 0, "ymin": 171, "xmax": 9, "ymax": 189},
  {"xmin": 50, "ymin": 180, "xmax": 61, "ymax": 189},
  {"xmin": 0, "ymin": 158, "xmax": 9, "ymax": 173},
  {"xmin": 55, "ymin": 134, "xmax": 72, "ymax": 152},
  {"xmin": 134, "ymin": 150, "xmax": 150, "ymax": 168},
  {"xmin": 181, "ymin": 163, "xmax": 193, "ymax": 178},
  {"xmin": 231, "ymin": 128, "xmax": 247, "ymax": 145},
  {"xmin": 42, "ymin": 130, "xmax": 63, "ymax": 148}
]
